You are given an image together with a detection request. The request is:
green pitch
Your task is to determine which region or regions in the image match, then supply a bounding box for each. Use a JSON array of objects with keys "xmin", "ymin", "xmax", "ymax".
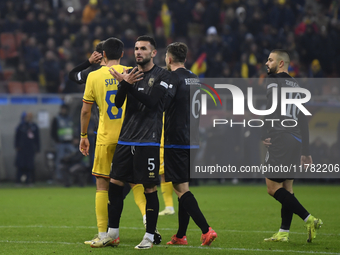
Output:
[{"xmin": 0, "ymin": 184, "xmax": 339, "ymax": 255}]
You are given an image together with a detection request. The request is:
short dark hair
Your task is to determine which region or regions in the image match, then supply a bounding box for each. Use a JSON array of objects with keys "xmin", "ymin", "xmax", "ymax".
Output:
[
  {"xmin": 136, "ymin": 35, "xmax": 157, "ymax": 49},
  {"xmin": 166, "ymin": 42, "xmax": 188, "ymax": 63},
  {"xmin": 95, "ymin": 41, "xmax": 104, "ymax": 55},
  {"xmin": 103, "ymin": 37, "xmax": 124, "ymax": 60},
  {"xmin": 270, "ymin": 49, "xmax": 290, "ymax": 62}
]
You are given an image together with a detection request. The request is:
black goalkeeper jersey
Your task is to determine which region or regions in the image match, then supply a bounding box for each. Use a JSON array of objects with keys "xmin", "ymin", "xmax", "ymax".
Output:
[
  {"xmin": 263, "ymin": 72, "xmax": 306, "ymax": 140},
  {"xmin": 164, "ymin": 68, "xmax": 201, "ymax": 148},
  {"xmin": 117, "ymin": 65, "xmax": 172, "ymax": 145}
]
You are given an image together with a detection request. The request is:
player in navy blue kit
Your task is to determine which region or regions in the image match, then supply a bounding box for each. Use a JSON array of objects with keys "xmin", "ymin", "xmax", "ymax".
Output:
[
  {"xmin": 163, "ymin": 42, "xmax": 217, "ymax": 246},
  {"xmin": 95, "ymin": 36, "xmax": 172, "ymax": 249},
  {"xmin": 262, "ymin": 49, "xmax": 322, "ymax": 243}
]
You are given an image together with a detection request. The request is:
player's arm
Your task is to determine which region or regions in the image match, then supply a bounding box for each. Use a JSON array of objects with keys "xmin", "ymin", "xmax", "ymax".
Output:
[
  {"xmin": 80, "ymin": 102, "xmax": 92, "ymax": 156},
  {"xmin": 79, "ymin": 73, "xmax": 95, "ymax": 156},
  {"xmin": 69, "ymin": 51, "xmax": 102, "ymax": 84},
  {"xmin": 114, "ymin": 69, "xmax": 170, "ymax": 109},
  {"xmin": 298, "ymin": 111, "xmax": 312, "ymax": 168},
  {"xmin": 127, "ymin": 82, "xmax": 168, "ymax": 109},
  {"xmin": 164, "ymin": 73, "xmax": 177, "ymax": 110},
  {"xmin": 109, "ymin": 67, "xmax": 144, "ymax": 108}
]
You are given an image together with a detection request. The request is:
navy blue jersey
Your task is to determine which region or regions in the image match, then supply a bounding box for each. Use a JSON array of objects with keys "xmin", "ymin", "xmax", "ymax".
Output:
[
  {"xmin": 118, "ymin": 65, "xmax": 172, "ymax": 145},
  {"xmin": 164, "ymin": 68, "xmax": 200, "ymax": 148},
  {"xmin": 263, "ymin": 72, "xmax": 303, "ymax": 139}
]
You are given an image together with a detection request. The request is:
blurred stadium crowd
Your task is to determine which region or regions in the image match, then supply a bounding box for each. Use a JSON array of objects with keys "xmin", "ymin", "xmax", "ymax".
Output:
[{"xmin": 0, "ymin": 0, "xmax": 339, "ymax": 95}]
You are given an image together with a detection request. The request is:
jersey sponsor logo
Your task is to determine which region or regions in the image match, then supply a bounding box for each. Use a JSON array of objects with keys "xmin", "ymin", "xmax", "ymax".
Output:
[{"xmin": 148, "ymin": 77, "xmax": 155, "ymax": 87}]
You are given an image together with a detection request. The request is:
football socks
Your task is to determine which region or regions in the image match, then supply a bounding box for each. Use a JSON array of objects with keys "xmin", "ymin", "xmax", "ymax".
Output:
[
  {"xmin": 145, "ymin": 191, "xmax": 159, "ymax": 235},
  {"xmin": 95, "ymin": 190, "xmax": 108, "ymax": 233}
]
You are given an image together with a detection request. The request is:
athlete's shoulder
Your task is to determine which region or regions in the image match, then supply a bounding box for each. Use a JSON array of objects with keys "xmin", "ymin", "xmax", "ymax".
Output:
[
  {"xmin": 111, "ymin": 64, "xmax": 132, "ymax": 73},
  {"xmin": 89, "ymin": 65, "xmax": 107, "ymax": 77},
  {"xmin": 152, "ymin": 65, "xmax": 170, "ymax": 75},
  {"xmin": 174, "ymin": 68, "xmax": 198, "ymax": 79}
]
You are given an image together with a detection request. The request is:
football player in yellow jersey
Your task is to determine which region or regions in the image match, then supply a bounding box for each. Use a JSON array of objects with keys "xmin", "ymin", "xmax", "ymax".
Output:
[{"xmin": 79, "ymin": 37, "xmax": 144, "ymax": 243}]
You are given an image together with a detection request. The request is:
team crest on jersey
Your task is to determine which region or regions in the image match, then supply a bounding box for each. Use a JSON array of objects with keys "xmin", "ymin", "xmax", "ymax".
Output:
[{"xmin": 148, "ymin": 77, "xmax": 155, "ymax": 87}]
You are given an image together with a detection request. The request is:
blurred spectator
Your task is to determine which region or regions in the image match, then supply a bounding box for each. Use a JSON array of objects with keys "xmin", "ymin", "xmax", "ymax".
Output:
[
  {"xmin": 308, "ymin": 59, "xmax": 324, "ymax": 78},
  {"xmin": 74, "ymin": 25, "xmax": 92, "ymax": 48},
  {"xmin": 2, "ymin": 14, "xmax": 21, "ymax": 32},
  {"xmin": 41, "ymin": 51, "xmax": 61, "ymax": 93},
  {"xmin": 82, "ymin": 0, "xmax": 99, "ymax": 25},
  {"xmin": 135, "ymin": 14, "xmax": 151, "ymax": 36},
  {"xmin": 22, "ymin": 12, "xmax": 39, "ymax": 35},
  {"xmin": 11, "ymin": 62, "xmax": 32, "ymax": 82},
  {"xmin": 15, "ymin": 112, "xmax": 40, "ymax": 185},
  {"xmin": 61, "ymin": 62, "xmax": 82, "ymax": 94},
  {"xmin": 60, "ymin": 139, "xmax": 90, "ymax": 187},
  {"xmin": 169, "ymin": 0, "xmax": 193, "ymax": 38},
  {"xmin": 204, "ymin": 1, "xmax": 220, "ymax": 31},
  {"xmin": 51, "ymin": 104, "xmax": 75, "ymax": 182},
  {"xmin": 23, "ymin": 37, "xmax": 42, "ymax": 81},
  {"xmin": 234, "ymin": 52, "xmax": 257, "ymax": 78}
]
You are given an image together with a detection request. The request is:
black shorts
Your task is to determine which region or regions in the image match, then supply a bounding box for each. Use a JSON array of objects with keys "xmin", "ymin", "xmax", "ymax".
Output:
[
  {"xmin": 164, "ymin": 148, "xmax": 197, "ymax": 183},
  {"xmin": 265, "ymin": 132, "xmax": 301, "ymax": 181},
  {"xmin": 110, "ymin": 144, "xmax": 160, "ymax": 185}
]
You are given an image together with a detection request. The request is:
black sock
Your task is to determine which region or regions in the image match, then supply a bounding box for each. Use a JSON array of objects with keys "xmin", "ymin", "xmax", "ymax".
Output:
[
  {"xmin": 145, "ymin": 191, "xmax": 159, "ymax": 235},
  {"xmin": 274, "ymin": 188, "xmax": 309, "ymax": 220},
  {"xmin": 180, "ymin": 191, "xmax": 209, "ymax": 234},
  {"xmin": 108, "ymin": 182, "xmax": 124, "ymax": 228},
  {"xmin": 176, "ymin": 197, "xmax": 190, "ymax": 238},
  {"xmin": 280, "ymin": 193, "xmax": 294, "ymax": 230},
  {"xmin": 122, "ymin": 182, "xmax": 131, "ymax": 200}
]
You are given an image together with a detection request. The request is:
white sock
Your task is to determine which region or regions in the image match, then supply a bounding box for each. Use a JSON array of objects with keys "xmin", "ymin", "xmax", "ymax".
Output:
[
  {"xmin": 144, "ymin": 232, "xmax": 154, "ymax": 242},
  {"xmin": 98, "ymin": 232, "xmax": 107, "ymax": 239},
  {"xmin": 108, "ymin": 228, "xmax": 119, "ymax": 239},
  {"xmin": 166, "ymin": 206, "xmax": 174, "ymax": 212},
  {"xmin": 304, "ymin": 214, "xmax": 311, "ymax": 223},
  {"xmin": 279, "ymin": 229, "xmax": 289, "ymax": 233}
]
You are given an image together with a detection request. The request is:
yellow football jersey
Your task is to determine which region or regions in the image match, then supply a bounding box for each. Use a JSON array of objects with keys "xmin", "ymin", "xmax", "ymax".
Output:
[{"xmin": 83, "ymin": 65, "xmax": 130, "ymax": 144}]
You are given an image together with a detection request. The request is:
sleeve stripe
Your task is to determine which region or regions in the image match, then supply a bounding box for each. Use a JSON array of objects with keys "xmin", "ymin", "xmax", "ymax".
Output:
[
  {"xmin": 160, "ymin": 81, "xmax": 169, "ymax": 89},
  {"xmin": 82, "ymin": 98, "xmax": 94, "ymax": 104},
  {"xmin": 77, "ymin": 72, "xmax": 82, "ymax": 81},
  {"xmin": 267, "ymin": 83, "xmax": 278, "ymax": 89}
]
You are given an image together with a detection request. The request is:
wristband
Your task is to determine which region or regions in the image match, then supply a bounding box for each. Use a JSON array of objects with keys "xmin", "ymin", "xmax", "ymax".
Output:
[{"xmin": 80, "ymin": 133, "xmax": 88, "ymax": 138}]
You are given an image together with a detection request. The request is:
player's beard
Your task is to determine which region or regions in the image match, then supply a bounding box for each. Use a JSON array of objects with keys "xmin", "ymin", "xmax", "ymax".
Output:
[
  {"xmin": 136, "ymin": 56, "xmax": 151, "ymax": 66},
  {"xmin": 267, "ymin": 65, "xmax": 278, "ymax": 75}
]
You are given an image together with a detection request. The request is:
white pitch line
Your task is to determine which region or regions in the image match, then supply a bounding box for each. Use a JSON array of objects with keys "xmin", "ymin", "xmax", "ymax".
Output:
[
  {"xmin": 0, "ymin": 225, "xmax": 338, "ymax": 236},
  {"xmin": 0, "ymin": 240, "xmax": 339, "ymax": 255}
]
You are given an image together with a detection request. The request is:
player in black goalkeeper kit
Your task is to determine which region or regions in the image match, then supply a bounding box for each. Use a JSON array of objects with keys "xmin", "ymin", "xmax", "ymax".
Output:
[
  {"xmin": 69, "ymin": 41, "xmax": 104, "ymax": 130},
  {"xmin": 102, "ymin": 36, "xmax": 172, "ymax": 249},
  {"xmin": 262, "ymin": 49, "xmax": 322, "ymax": 243},
  {"xmin": 163, "ymin": 42, "xmax": 217, "ymax": 246}
]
